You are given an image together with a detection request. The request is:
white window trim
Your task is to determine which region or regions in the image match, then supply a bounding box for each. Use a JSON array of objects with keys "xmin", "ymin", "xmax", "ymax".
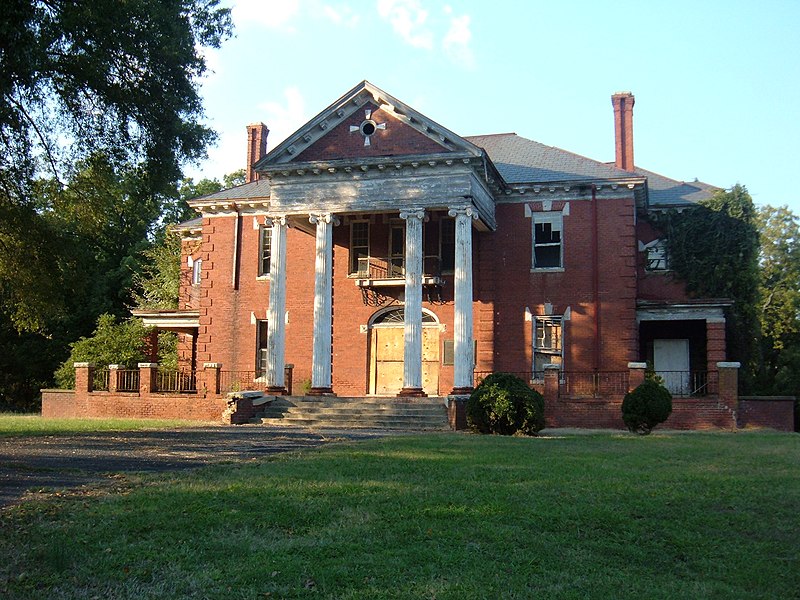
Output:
[
  {"xmin": 533, "ymin": 315, "xmax": 564, "ymax": 381},
  {"xmin": 257, "ymin": 225, "xmax": 272, "ymax": 279},
  {"xmin": 191, "ymin": 258, "xmax": 202, "ymax": 286}
]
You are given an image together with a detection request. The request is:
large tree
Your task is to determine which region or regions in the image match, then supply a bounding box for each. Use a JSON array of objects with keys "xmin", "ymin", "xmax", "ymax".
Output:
[
  {"xmin": 0, "ymin": 0, "xmax": 232, "ymax": 331},
  {"xmin": 755, "ymin": 204, "xmax": 800, "ymax": 399}
]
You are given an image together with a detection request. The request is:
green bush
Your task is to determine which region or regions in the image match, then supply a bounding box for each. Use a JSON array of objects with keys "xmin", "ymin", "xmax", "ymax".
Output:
[
  {"xmin": 622, "ymin": 379, "xmax": 673, "ymax": 435},
  {"xmin": 54, "ymin": 314, "xmax": 151, "ymax": 388},
  {"xmin": 466, "ymin": 373, "xmax": 545, "ymax": 435}
]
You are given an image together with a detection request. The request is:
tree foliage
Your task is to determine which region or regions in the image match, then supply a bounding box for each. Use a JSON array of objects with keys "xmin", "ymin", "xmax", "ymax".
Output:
[
  {"xmin": 648, "ymin": 184, "xmax": 761, "ymax": 390},
  {"xmin": 755, "ymin": 205, "xmax": 800, "ymax": 402},
  {"xmin": 0, "ymin": 0, "xmax": 232, "ymax": 332},
  {"xmin": 54, "ymin": 314, "xmax": 151, "ymax": 388}
]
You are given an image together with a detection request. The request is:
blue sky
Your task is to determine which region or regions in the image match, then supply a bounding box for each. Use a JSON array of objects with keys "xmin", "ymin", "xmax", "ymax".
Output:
[{"xmin": 189, "ymin": 0, "xmax": 800, "ymax": 213}]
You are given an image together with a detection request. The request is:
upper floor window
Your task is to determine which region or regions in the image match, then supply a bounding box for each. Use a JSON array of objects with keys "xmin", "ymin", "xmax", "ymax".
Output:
[
  {"xmin": 350, "ymin": 221, "xmax": 370, "ymax": 275},
  {"xmin": 191, "ymin": 258, "xmax": 202, "ymax": 285},
  {"xmin": 439, "ymin": 218, "xmax": 455, "ymax": 272},
  {"xmin": 532, "ymin": 212, "xmax": 563, "ymax": 269},
  {"xmin": 258, "ymin": 225, "xmax": 272, "ymax": 277},
  {"xmin": 645, "ymin": 239, "xmax": 669, "ymax": 271}
]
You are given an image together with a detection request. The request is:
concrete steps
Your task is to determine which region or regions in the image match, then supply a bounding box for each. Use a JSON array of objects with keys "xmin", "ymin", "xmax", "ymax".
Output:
[{"xmin": 254, "ymin": 396, "xmax": 450, "ymax": 431}]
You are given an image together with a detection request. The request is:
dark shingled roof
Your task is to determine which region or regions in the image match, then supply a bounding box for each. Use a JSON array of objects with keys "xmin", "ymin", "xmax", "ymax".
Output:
[
  {"xmin": 465, "ymin": 133, "xmax": 636, "ymax": 184},
  {"xmin": 466, "ymin": 132, "xmax": 717, "ymax": 206},
  {"xmin": 191, "ymin": 179, "xmax": 271, "ymax": 202},
  {"xmin": 632, "ymin": 167, "xmax": 718, "ymax": 207}
]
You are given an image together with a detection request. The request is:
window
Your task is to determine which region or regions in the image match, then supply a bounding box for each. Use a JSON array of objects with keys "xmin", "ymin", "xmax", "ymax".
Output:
[
  {"xmin": 440, "ymin": 218, "xmax": 455, "ymax": 272},
  {"xmin": 258, "ymin": 225, "xmax": 272, "ymax": 277},
  {"xmin": 534, "ymin": 316, "xmax": 563, "ymax": 377},
  {"xmin": 350, "ymin": 221, "xmax": 369, "ymax": 275},
  {"xmin": 645, "ymin": 240, "xmax": 669, "ymax": 271},
  {"xmin": 191, "ymin": 258, "xmax": 202, "ymax": 285},
  {"xmin": 256, "ymin": 320, "xmax": 268, "ymax": 376},
  {"xmin": 389, "ymin": 222, "xmax": 405, "ymax": 277},
  {"xmin": 533, "ymin": 213, "xmax": 563, "ymax": 269}
]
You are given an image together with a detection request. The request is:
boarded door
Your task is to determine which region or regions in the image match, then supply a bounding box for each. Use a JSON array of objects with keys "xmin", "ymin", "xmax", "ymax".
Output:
[
  {"xmin": 370, "ymin": 326, "xmax": 439, "ymax": 395},
  {"xmin": 654, "ymin": 338, "xmax": 690, "ymax": 395}
]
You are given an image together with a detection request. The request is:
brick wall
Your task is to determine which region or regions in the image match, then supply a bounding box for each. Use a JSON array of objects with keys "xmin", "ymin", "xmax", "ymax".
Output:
[
  {"xmin": 296, "ymin": 102, "xmax": 448, "ymax": 161},
  {"xmin": 738, "ymin": 397, "xmax": 795, "ymax": 432},
  {"xmin": 41, "ymin": 388, "xmax": 228, "ymax": 421}
]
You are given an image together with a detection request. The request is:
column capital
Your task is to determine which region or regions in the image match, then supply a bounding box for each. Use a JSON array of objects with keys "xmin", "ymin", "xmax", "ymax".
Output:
[
  {"xmin": 264, "ymin": 214, "xmax": 288, "ymax": 227},
  {"xmin": 399, "ymin": 208, "xmax": 426, "ymax": 221},
  {"xmin": 309, "ymin": 213, "xmax": 341, "ymax": 226},
  {"xmin": 448, "ymin": 205, "xmax": 478, "ymax": 219}
]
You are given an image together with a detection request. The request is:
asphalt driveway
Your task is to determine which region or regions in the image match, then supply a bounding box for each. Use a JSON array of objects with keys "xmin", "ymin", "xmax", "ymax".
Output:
[{"xmin": 0, "ymin": 426, "xmax": 387, "ymax": 508}]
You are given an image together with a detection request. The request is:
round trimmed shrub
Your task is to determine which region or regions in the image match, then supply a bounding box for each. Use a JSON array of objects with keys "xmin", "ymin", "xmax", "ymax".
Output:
[
  {"xmin": 466, "ymin": 372, "xmax": 545, "ymax": 435},
  {"xmin": 621, "ymin": 379, "xmax": 673, "ymax": 435}
]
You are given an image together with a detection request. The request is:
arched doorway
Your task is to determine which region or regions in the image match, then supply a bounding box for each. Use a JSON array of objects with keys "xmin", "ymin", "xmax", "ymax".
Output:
[{"xmin": 368, "ymin": 307, "xmax": 440, "ymax": 396}]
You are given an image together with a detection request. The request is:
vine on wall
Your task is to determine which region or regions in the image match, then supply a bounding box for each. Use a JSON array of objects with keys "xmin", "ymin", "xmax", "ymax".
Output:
[{"xmin": 647, "ymin": 184, "xmax": 760, "ymax": 390}]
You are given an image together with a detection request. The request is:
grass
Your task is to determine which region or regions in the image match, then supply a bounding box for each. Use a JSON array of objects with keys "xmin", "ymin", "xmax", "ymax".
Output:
[
  {"xmin": 1, "ymin": 431, "xmax": 798, "ymax": 599},
  {"xmin": 0, "ymin": 414, "xmax": 204, "ymax": 438}
]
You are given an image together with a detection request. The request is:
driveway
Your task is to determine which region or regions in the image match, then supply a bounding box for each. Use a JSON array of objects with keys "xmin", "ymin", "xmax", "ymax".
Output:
[{"xmin": 0, "ymin": 426, "xmax": 388, "ymax": 508}]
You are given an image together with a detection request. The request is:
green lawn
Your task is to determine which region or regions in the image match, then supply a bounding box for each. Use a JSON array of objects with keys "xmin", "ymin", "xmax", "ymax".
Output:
[
  {"xmin": 0, "ymin": 414, "xmax": 204, "ymax": 437},
  {"xmin": 1, "ymin": 431, "xmax": 798, "ymax": 599}
]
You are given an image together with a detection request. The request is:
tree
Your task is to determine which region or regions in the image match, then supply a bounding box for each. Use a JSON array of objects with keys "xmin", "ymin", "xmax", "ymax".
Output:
[
  {"xmin": 0, "ymin": 0, "xmax": 232, "ymax": 332},
  {"xmin": 54, "ymin": 314, "xmax": 151, "ymax": 388},
  {"xmin": 755, "ymin": 205, "xmax": 800, "ymax": 400}
]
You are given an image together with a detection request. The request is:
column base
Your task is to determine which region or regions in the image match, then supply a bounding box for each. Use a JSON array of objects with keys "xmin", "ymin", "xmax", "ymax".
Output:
[
  {"xmin": 397, "ymin": 387, "xmax": 428, "ymax": 397},
  {"xmin": 450, "ymin": 386, "xmax": 474, "ymax": 396},
  {"xmin": 264, "ymin": 386, "xmax": 287, "ymax": 395},
  {"xmin": 307, "ymin": 387, "xmax": 336, "ymax": 396}
]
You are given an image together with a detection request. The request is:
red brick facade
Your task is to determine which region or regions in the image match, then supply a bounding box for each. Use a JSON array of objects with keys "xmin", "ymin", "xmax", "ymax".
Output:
[{"xmin": 46, "ymin": 82, "xmax": 794, "ymax": 431}]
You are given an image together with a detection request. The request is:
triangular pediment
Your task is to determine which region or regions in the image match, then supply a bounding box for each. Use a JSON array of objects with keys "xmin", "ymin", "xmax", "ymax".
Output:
[{"xmin": 255, "ymin": 81, "xmax": 483, "ymax": 168}]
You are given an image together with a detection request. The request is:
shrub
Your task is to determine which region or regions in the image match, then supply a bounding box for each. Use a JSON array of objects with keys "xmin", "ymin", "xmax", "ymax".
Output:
[
  {"xmin": 466, "ymin": 372, "xmax": 545, "ymax": 435},
  {"xmin": 622, "ymin": 379, "xmax": 673, "ymax": 435}
]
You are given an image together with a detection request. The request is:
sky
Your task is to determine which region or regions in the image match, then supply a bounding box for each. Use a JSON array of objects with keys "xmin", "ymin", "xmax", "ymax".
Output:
[{"xmin": 188, "ymin": 0, "xmax": 800, "ymax": 213}]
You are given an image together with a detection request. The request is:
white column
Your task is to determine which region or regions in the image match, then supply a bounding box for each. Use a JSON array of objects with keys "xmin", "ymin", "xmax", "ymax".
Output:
[
  {"xmin": 399, "ymin": 209, "xmax": 426, "ymax": 395},
  {"xmin": 265, "ymin": 215, "xmax": 288, "ymax": 392},
  {"xmin": 308, "ymin": 212, "xmax": 338, "ymax": 394},
  {"xmin": 449, "ymin": 206, "xmax": 477, "ymax": 393}
]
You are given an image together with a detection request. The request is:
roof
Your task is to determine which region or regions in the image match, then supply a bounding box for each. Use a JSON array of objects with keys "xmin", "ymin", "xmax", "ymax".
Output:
[
  {"xmin": 632, "ymin": 167, "xmax": 718, "ymax": 207},
  {"xmin": 465, "ymin": 133, "xmax": 637, "ymax": 184},
  {"xmin": 466, "ymin": 133, "xmax": 717, "ymax": 206},
  {"xmin": 190, "ymin": 179, "xmax": 271, "ymax": 202}
]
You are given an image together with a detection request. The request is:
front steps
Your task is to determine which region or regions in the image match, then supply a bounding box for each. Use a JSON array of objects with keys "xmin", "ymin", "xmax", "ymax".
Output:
[{"xmin": 254, "ymin": 396, "xmax": 450, "ymax": 431}]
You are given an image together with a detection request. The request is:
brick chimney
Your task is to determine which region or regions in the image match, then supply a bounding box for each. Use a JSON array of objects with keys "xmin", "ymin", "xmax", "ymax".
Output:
[
  {"xmin": 611, "ymin": 92, "xmax": 635, "ymax": 171},
  {"xmin": 246, "ymin": 123, "xmax": 269, "ymax": 183}
]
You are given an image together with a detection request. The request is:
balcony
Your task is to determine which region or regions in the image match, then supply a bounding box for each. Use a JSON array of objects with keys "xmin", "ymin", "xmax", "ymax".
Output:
[{"xmin": 353, "ymin": 256, "xmax": 446, "ymax": 288}]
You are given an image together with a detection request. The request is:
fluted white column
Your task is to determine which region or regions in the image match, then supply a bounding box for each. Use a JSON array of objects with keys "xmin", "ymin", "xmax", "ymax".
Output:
[
  {"xmin": 399, "ymin": 209, "xmax": 426, "ymax": 396},
  {"xmin": 449, "ymin": 206, "xmax": 478, "ymax": 394},
  {"xmin": 308, "ymin": 212, "xmax": 338, "ymax": 395},
  {"xmin": 265, "ymin": 215, "xmax": 288, "ymax": 392}
]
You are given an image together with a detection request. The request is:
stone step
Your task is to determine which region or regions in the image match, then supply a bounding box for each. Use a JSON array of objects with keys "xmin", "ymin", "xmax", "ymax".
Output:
[
  {"xmin": 252, "ymin": 396, "xmax": 451, "ymax": 431},
  {"xmin": 260, "ymin": 405, "xmax": 445, "ymax": 417},
  {"xmin": 257, "ymin": 416, "xmax": 449, "ymax": 430}
]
